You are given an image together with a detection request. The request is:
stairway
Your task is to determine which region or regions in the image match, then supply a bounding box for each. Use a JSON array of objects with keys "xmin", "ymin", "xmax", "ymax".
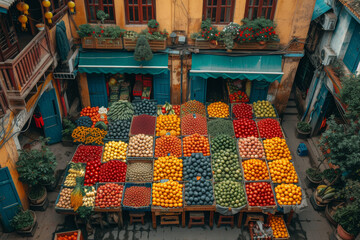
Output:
[{"xmin": 283, "ymin": 92, "xmax": 298, "ymax": 116}]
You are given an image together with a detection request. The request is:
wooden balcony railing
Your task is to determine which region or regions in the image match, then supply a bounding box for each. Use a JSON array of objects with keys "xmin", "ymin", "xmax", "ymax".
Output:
[
  {"xmin": 0, "ymin": 31, "xmax": 53, "ymax": 102},
  {"xmin": 0, "ymin": 89, "xmax": 8, "ymax": 117}
]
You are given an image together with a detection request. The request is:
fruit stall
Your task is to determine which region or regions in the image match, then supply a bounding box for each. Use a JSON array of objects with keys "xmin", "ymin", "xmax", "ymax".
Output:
[{"xmin": 56, "ymin": 99, "xmax": 304, "ymax": 237}]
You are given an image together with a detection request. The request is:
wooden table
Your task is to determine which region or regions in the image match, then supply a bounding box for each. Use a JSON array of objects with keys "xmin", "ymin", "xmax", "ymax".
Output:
[
  {"xmin": 151, "ymin": 207, "xmax": 185, "ymax": 229},
  {"xmin": 183, "ymin": 205, "xmax": 216, "ymax": 228},
  {"xmin": 94, "ymin": 207, "xmax": 123, "ymax": 227}
]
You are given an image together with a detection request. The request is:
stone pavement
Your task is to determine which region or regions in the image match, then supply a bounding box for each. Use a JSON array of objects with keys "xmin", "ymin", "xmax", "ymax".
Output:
[{"xmin": 0, "ymin": 115, "xmax": 335, "ymax": 240}]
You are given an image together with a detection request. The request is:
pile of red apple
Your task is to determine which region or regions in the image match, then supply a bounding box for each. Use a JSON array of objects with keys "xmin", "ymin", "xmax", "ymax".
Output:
[
  {"xmin": 232, "ymin": 103, "xmax": 253, "ymax": 119},
  {"xmin": 257, "ymin": 118, "xmax": 283, "ymax": 139},
  {"xmin": 245, "ymin": 182, "xmax": 275, "ymax": 206},
  {"xmin": 95, "ymin": 183, "xmax": 124, "ymax": 208},
  {"xmin": 99, "ymin": 160, "xmax": 127, "ymax": 182},
  {"xmin": 84, "ymin": 160, "xmax": 100, "ymax": 186},
  {"xmin": 233, "ymin": 118, "xmax": 259, "ymax": 138}
]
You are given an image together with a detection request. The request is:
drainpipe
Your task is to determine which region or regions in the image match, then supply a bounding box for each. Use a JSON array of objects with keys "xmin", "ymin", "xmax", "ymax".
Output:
[{"xmin": 180, "ymin": 50, "xmax": 183, "ymax": 104}]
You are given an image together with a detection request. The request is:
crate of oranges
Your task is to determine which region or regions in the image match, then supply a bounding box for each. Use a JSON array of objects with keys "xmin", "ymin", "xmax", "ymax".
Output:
[
  {"xmin": 263, "ymin": 137, "xmax": 292, "ymax": 161},
  {"xmin": 182, "ymin": 134, "xmax": 210, "ymax": 157},
  {"xmin": 267, "ymin": 159, "xmax": 299, "ymax": 184},
  {"xmin": 269, "ymin": 215, "xmax": 290, "ymax": 239},
  {"xmin": 153, "ymin": 156, "xmax": 183, "ymax": 181},
  {"xmin": 207, "ymin": 102, "xmax": 230, "ymax": 118},
  {"xmin": 274, "ymin": 183, "xmax": 302, "ymax": 206},
  {"xmin": 155, "ymin": 115, "xmax": 181, "ymax": 136},
  {"xmin": 242, "ymin": 158, "xmax": 270, "ymax": 181},
  {"xmin": 152, "ymin": 180, "xmax": 184, "ymax": 209}
]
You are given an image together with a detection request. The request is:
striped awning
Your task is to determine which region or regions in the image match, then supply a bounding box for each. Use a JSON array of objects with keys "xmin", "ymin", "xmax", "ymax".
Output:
[{"xmin": 0, "ymin": 0, "xmax": 17, "ymax": 13}]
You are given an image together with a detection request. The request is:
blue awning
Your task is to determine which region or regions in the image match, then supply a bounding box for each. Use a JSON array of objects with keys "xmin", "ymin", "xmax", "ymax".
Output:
[
  {"xmin": 312, "ymin": 0, "xmax": 331, "ymax": 20},
  {"xmin": 78, "ymin": 51, "xmax": 169, "ymax": 75},
  {"xmin": 190, "ymin": 54, "xmax": 283, "ymax": 82},
  {"xmin": 0, "ymin": 7, "xmax": 7, "ymax": 13}
]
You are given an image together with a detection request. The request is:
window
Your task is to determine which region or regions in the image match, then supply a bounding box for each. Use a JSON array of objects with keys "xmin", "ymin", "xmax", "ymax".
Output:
[
  {"xmin": 125, "ymin": 0, "xmax": 156, "ymax": 24},
  {"xmin": 85, "ymin": 0, "xmax": 115, "ymax": 23},
  {"xmin": 245, "ymin": 0, "xmax": 277, "ymax": 20},
  {"xmin": 203, "ymin": 0, "xmax": 235, "ymax": 24}
]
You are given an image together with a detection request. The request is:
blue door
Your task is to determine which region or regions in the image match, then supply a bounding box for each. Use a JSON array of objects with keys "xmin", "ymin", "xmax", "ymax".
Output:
[
  {"xmin": 190, "ymin": 77, "xmax": 207, "ymax": 104},
  {"xmin": 38, "ymin": 88, "xmax": 62, "ymax": 144},
  {"xmin": 343, "ymin": 23, "xmax": 360, "ymax": 73},
  {"xmin": 0, "ymin": 167, "xmax": 22, "ymax": 232},
  {"xmin": 310, "ymin": 83, "xmax": 331, "ymax": 135},
  {"xmin": 250, "ymin": 81, "xmax": 269, "ymax": 103},
  {"xmin": 87, "ymin": 74, "xmax": 108, "ymax": 107},
  {"xmin": 153, "ymin": 72, "xmax": 170, "ymax": 105}
]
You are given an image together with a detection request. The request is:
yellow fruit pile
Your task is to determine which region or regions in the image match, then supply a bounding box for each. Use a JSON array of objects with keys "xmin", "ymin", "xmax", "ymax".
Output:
[
  {"xmin": 152, "ymin": 180, "xmax": 183, "ymax": 208},
  {"xmin": 263, "ymin": 137, "xmax": 291, "ymax": 161},
  {"xmin": 275, "ymin": 183, "xmax": 302, "ymax": 205},
  {"xmin": 156, "ymin": 115, "xmax": 181, "ymax": 136},
  {"xmin": 102, "ymin": 140, "xmax": 127, "ymax": 162},
  {"xmin": 268, "ymin": 159, "xmax": 298, "ymax": 183},
  {"xmin": 269, "ymin": 215, "xmax": 289, "ymax": 239},
  {"xmin": 153, "ymin": 156, "xmax": 183, "ymax": 181},
  {"xmin": 207, "ymin": 102, "xmax": 229, "ymax": 118}
]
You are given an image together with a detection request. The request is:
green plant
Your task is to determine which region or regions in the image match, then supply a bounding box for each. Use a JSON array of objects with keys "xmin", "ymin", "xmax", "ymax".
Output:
[
  {"xmin": 29, "ymin": 186, "xmax": 45, "ymax": 200},
  {"xmin": 10, "ymin": 209, "xmax": 34, "ymax": 230},
  {"xmin": 297, "ymin": 121, "xmax": 312, "ymax": 132},
  {"xmin": 241, "ymin": 17, "xmax": 278, "ymax": 42},
  {"xmin": 134, "ymin": 35, "xmax": 153, "ymax": 61},
  {"xmin": 103, "ymin": 26, "xmax": 125, "ymax": 39},
  {"xmin": 77, "ymin": 206, "xmax": 92, "ymax": 219},
  {"xmin": 96, "ymin": 10, "xmax": 109, "ymax": 24},
  {"xmin": 147, "ymin": 19, "xmax": 159, "ymax": 28},
  {"xmin": 340, "ymin": 74, "xmax": 360, "ymax": 120},
  {"xmin": 190, "ymin": 32, "xmax": 200, "ymax": 39},
  {"xmin": 124, "ymin": 30, "xmax": 139, "ymax": 40},
  {"xmin": 220, "ymin": 23, "xmax": 241, "ymax": 50},
  {"xmin": 77, "ymin": 24, "xmax": 94, "ymax": 38},
  {"xmin": 62, "ymin": 118, "xmax": 76, "ymax": 140},
  {"xmin": 140, "ymin": 29, "xmax": 168, "ymax": 40},
  {"xmin": 331, "ymin": 59, "xmax": 345, "ymax": 78},
  {"xmin": 306, "ymin": 168, "xmax": 322, "ymax": 181},
  {"xmin": 199, "ymin": 19, "xmax": 220, "ymax": 41},
  {"xmin": 322, "ymin": 168, "xmax": 340, "ymax": 183},
  {"xmin": 16, "ymin": 137, "xmax": 57, "ymax": 188},
  {"xmin": 333, "ymin": 203, "xmax": 360, "ymax": 236}
]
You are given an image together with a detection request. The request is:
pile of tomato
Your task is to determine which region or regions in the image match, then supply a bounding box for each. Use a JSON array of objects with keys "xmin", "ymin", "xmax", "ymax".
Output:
[
  {"xmin": 246, "ymin": 182, "xmax": 275, "ymax": 206},
  {"xmin": 233, "ymin": 118, "xmax": 259, "ymax": 138},
  {"xmin": 257, "ymin": 118, "xmax": 283, "ymax": 139},
  {"xmin": 71, "ymin": 145, "xmax": 103, "ymax": 163},
  {"xmin": 182, "ymin": 133, "xmax": 210, "ymax": 157},
  {"xmin": 56, "ymin": 232, "xmax": 79, "ymax": 240}
]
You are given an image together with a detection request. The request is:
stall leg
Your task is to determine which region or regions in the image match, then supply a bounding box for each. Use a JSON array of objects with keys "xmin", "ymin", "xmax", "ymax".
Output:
[
  {"xmin": 118, "ymin": 211, "xmax": 123, "ymax": 228},
  {"xmin": 182, "ymin": 211, "xmax": 186, "ymax": 228},
  {"xmin": 287, "ymin": 210, "xmax": 294, "ymax": 226},
  {"xmin": 209, "ymin": 211, "xmax": 214, "ymax": 228},
  {"xmin": 152, "ymin": 212, "xmax": 157, "ymax": 229},
  {"xmin": 237, "ymin": 212, "xmax": 244, "ymax": 228}
]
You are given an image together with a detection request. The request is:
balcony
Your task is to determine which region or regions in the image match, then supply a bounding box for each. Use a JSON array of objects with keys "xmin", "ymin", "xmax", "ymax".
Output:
[{"xmin": 0, "ymin": 31, "xmax": 53, "ymax": 109}]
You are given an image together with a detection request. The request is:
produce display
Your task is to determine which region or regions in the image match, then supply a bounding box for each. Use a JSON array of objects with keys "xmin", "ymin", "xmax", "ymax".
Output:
[
  {"xmin": 275, "ymin": 183, "xmax": 302, "ymax": 205},
  {"xmin": 72, "ymin": 145, "xmax": 103, "ymax": 163},
  {"xmin": 133, "ymin": 99, "xmax": 157, "ymax": 115},
  {"xmin": 152, "ymin": 181, "xmax": 183, "ymax": 208},
  {"xmin": 183, "ymin": 153, "xmax": 212, "ymax": 180},
  {"xmin": 183, "ymin": 134, "xmax": 210, "ymax": 157},
  {"xmin": 64, "ymin": 163, "xmax": 85, "ymax": 187},
  {"xmin": 56, "ymin": 188, "xmax": 72, "ymax": 209},
  {"xmin": 229, "ymin": 91, "xmax": 249, "ymax": 103},
  {"xmin": 268, "ymin": 159, "xmax": 298, "ymax": 183},
  {"xmin": 173, "ymin": 105, "xmax": 180, "ymax": 115},
  {"xmin": 212, "ymin": 149, "xmax": 243, "ymax": 182},
  {"xmin": 156, "ymin": 115, "xmax": 181, "ymax": 136},
  {"xmin": 56, "ymin": 231, "xmax": 79, "ymax": 240},
  {"xmin": 207, "ymin": 118, "xmax": 234, "ymax": 137},
  {"xmin": 126, "ymin": 162, "xmax": 153, "ymax": 182},
  {"xmin": 84, "ymin": 160, "xmax": 100, "ymax": 186},
  {"xmin": 185, "ymin": 179, "xmax": 214, "ymax": 206},
  {"xmin": 94, "ymin": 121, "xmax": 108, "ymax": 130},
  {"xmin": 128, "ymin": 134, "xmax": 153, "ymax": 158},
  {"xmin": 242, "ymin": 159, "xmax": 270, "ymax": 181},
  {"xmin": 99, "ymin": 160, "xmax": 127, "ymax": 182},
  {"xmin": 95, "ymin": 183, "xmax": 124, "ymax": 208},
  {"xmin": 214, "ymin": 181, "xmax": 246, "ymax": 208},
  {"xmin": 253, "ymin": 100, "xmax": 277, "ymax": 118},
  {"xmin": 80, "ymin": 106, "xmax": 99, "ymax": 118},
  {"xmin": 82, "ymin": 186, "xmax": 96, "ymax": 207},
  {"xmin": 181, "ymin": 100, "xmax": 206, "ymax": 116},
  {"xmin": 130, "ymin": 114, "xmax": 156, "ymax": 135},
  {"xmin": 211, "ymin": 134, "xmax": 237, "ymax": 153},
  {"xmin": 154, "ymin": 135, "xmax": 182, "ymax": 157},
  {"xmin": 232, "ymin": 103, "xmax": 253, "ymax": 119},
  {"xmin": 102, "ymin": 140, "xmax": 128, "ymax": 162},
  {"xmin": 106, "ymin": 120, "xmax": 131, "ymax": 140},
  {"xmin": 72, "ymin": 126, "xmax": 107, "ymax": 145},
  {"xmin": 257, "ymin": 118, "xmax": 284, "ymax": 139},
  {"xmin": 181, "ymin": 113, "xmax": 208, "ymax": 135},
  {"xmin": 107, "ymin": 100, "xmax": 134, "ymax": 121},
  {"xmin": 157, "ymin": 102, "xmax": 176, "ymax": 115},
  {"xmin": 246, "ymin": 182, "xmax": 275, "ymax": 207},
  {"xmin": 153, "ymin": 156, "xmax": 183, "ymax": 181},
  {"xmin": 207, "ymin": 102, "xmax": 229, "ymax": 118},
  {"xmin": 269, "ymin": 215, "xmax": 289, "ymax": 239},
  {"xmin": 76, "ymin": 116, "xmax": 93, "ymax": 127},
  {"xmin": 233, "ymin": 119, "xmax": 259, "ymax": 138},
  {"xmin": 238, "ymin": 137, "xmax": 265, "ymax": 159},
  {"xmin": 123, "ymin": 186, "xmax": 152, "ymax": 208},
  {"xmin": 263, "ymin": 137, "xmax": 291, "ymax": 161}
]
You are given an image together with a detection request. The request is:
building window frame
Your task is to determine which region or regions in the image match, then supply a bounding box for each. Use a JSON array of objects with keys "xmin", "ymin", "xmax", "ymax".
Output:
[
  {"xmin": 124, "ymin": 0, "xmax": 156, "ymax": 24},
  {"xmin": 244, "ymin": 0, "xmax": 277, "ymax": 20},
  {"xmin": 85, "ymin": 0, "xmax": 116, "ymax": 24},
  {"xmin": 202, "ymin": 0, "xmax": 235, "ymax": 24}
]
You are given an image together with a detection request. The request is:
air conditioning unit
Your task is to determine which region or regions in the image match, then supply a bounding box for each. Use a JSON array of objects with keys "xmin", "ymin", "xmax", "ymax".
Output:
[
  {"xmin": 320, "ymin": 12, "xmax": 337, "ymax": 31},
  {"xmin": 320, "ymin": 46, "xmax": 336, "ymax": 65},
  {"xmin": 55, "ymin": 48, "xmax": 79, "ymax": 73}
]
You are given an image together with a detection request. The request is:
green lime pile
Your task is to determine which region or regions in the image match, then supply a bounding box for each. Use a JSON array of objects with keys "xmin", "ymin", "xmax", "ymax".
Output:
[{"xmin": 253, "ymin": 100, "xmax": 276, "ymax": 118}]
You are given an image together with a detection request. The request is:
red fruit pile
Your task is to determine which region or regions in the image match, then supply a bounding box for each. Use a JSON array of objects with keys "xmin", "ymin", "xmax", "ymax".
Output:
[
  {"xmin": 181, "ymin": 100, "xmax": 206, "ymax": 116},
  {"xmin": 84, "ymin": 160, "xmax": 100, "ymax": 186},
  {"xmin": 181, "ymin": 113, "xmax": 208, "ymax": 135},
  {"xmin": 233, "ymin": 118, "xmax": 259, "ymax": 138},
  {"xmin": 123, "ymin": 186, "xmax": 152, "ymax": 207},
  {"xmin": 72, "ymin": 145, "xmax": 103, "ymax": 163},
  {"xmin": 99, "ymin": 160, "xmax": 127, "ymax": 182},
  {"xmin": 257, "ymin": 118, "xmax": 283, "ymax": 139},
  {"xmin": 95, "ymin": 183, "xmax": 124, "ymax": 208},
  {"xmin": 130, "ymin": 114, "xmax": 156, "ymax": 135},
  {"xmin": 155, "ymin": 135, "xmax": 182, "ymax": 157},
  {"xmin": 173, "ymin": 105, "xmax": 181, "ymax": 115},
  {"xmin": 80, "ymin": 106, "xmax": 99, "ymax": 118},
  {"xmin": 232, "ymin": 103, "xmax": 253, "ymax": 119},
  {"xmin": 245, "ymin": 182, "xmax": 275, "ymax": 206}
]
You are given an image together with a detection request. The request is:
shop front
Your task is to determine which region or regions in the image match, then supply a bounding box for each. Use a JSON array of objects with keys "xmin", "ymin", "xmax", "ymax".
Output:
[{"xmin": 189, "ymin": 54, "xmax": 284, "ymax": 104}]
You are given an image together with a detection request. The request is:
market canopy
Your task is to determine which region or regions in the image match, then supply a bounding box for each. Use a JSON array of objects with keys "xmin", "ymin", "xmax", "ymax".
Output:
[
  {"xmin": 311, "ymin": 0, "xmax": 331, "ymax": 20},
  {"xmin": 190, "ymin": 54, "xmax": 284, "ymax": 82},
  {"xmin": 78, "ymin": 51, "xmax": 169, "ymax": 75}
]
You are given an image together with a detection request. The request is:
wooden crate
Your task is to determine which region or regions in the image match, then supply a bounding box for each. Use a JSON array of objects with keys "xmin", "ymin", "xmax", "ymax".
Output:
[
  {"xmin": 123, "ymin": 38, "xmax": 137, "ymax": 50},
  {"xmin": 81, "ymin": 37, "xmax": 96, "ymax": 48},
  {"xmin": 124, "ymin": 38, "xmax": 167, "ymax": 51},
  {"xmin": 194, "ymin": 39, "xmax": 224, "ymax": 49},
  {"xmin": 96, "ymin": 38, "xmax": 123, "ymax": 49},
  {"xmin": 54, "ymin": 230, "xmax": 83, "ymax": 240},
  {"xmin": 233, "ymin": 42, "xmax": 266, "ymax": 50}
]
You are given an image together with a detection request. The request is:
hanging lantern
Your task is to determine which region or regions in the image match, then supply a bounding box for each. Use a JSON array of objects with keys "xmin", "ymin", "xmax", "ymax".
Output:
[
  {"xmin": 67, "ymin": 1, "xmax": 75, "ymax": 13},
  {"xmin": 42, "ymin": 0, "xmax": 51, "ymax": 8},
  {"xmin": 45, "ymin": 11, "xmax": 53, "ymax": 24},
  {"xmin": 18, "ymin": 14, "xmax": 28, "ymax": 30},
  {"xmin": 22, "ymin": 3, "xmax": 29, "ymax": 15},
  {"xmin": 16, "ymin": 2, "xmax": 24, "ymax": 12}
]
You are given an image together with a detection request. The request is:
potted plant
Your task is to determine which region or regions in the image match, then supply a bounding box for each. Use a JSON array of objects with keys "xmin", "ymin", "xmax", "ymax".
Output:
[
  {"xmin": 139, "ymin": 29, "xmax": 168, "ymax": 50},
  {"xmin": 123, "ymin": 30, "xmax": 139, "ymax": 50},
  {"xmin": 147, "ymin": 19, "xmax": 159, "ymax": 33},
  {"xmin": 36, "ymin": 23, "xmax": 45, "ymax": 31},
  {"xmin": 322, "ymin": 168, "xmax": 341, "ymax": 185},
  {"xmin": 220, "ymin": 22, "xmax": 241, "ymax": 51},
  {"xmin": 241, "ymin": 17, "xmax": 279, "ymax": 44},
  {"xmin": 62, "ymin": 118, "xmax": 76, "ymax": 147},
  {"xmin": 334, "ymin": 204, "xmax": 360, "ymax": 240},
  {"xmin": 96, "ymin": 10, "xmax": 109, "ymax": 24},
  {"xmin": 95, "ymin": 25, "xmax": 125, "ymax": 49},
  {"xmin": 134, "ymin": 35, "xmax": 153, "ymax": 61},
  {"xmin": 200, "ymin": 19, "xmax": 220, "ymax": 47},
  {"xmin": 305, "ymin": 167, "xmax": 323, "ymax": 187},
  {"xmin": 77, "ymin": 24, "xmax": 95, "ymax": 48},
  {"xmin": 296, "ymin": 121, "xmax": 312, "ymax": 139},
  {"xmin": 10, "ymin": 209, "xmax": 37, "ymax": 236}
]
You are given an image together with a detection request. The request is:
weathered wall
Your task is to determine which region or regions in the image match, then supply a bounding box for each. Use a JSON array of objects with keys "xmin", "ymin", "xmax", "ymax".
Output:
[
  {"xmin": 78, "ymin": 73, "xmax": 91, "ymax": 107},
  {"xmin": 330, "ymin": 7, "xmax": 353, "ymax": 57},
  {"xmin": 48, "ymin": 13, "xmax": 73, "ymax": 54}
]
